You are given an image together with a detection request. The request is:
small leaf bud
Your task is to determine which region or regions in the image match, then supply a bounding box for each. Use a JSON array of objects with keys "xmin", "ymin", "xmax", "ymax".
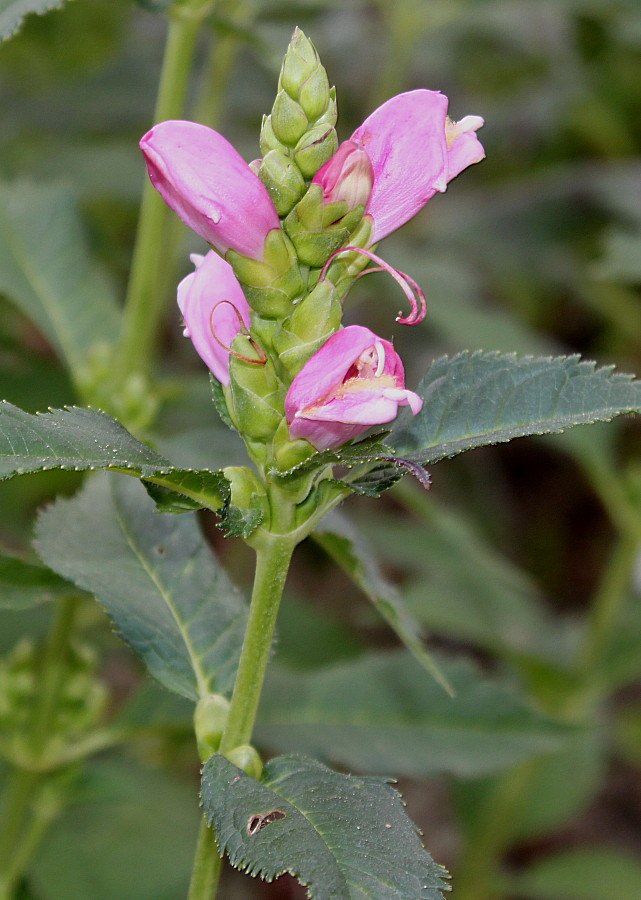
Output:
[
  {"xmin": 225, "ymin": 743, "xmax": 263, "ymax": 780},
  {"xmin": 194, "ymin": 693, "xmax": 230, "ymax": 762}
]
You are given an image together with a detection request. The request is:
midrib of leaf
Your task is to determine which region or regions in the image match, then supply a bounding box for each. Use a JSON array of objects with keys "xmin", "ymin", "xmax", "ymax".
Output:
[
  {"xmin": 257, "ymin": 775, "xmax": 352, "ymax": 896},
  {"xmin": 0, "ymin": 206, "xmax": 80, "ymax": 372},
  {"xmin": 113, "ymin": 495, "xmax": 210, "ymax": 699}
]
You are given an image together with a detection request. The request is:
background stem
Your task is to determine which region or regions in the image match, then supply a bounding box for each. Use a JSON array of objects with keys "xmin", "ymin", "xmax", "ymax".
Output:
[{"xmin": 115, "ymin": 1, "xmax": 212, "ymax": 383}]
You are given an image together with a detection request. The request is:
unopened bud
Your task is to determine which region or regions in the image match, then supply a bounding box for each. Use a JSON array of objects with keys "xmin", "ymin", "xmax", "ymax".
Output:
[
  {"xmin": 260, "ymin": 114, "xmax": 289, "ymax": 157},
  {"xmin": 225, "ymin": 744, "xmax": 263, "ymax": 780},
  {"xmin": 279, "ymin": 28, "xmax": 319, "ymax": 96},
  {"xmin": 228, "ymin": 338, "xmax": 283, "ymax": 440},
  {"xmin": 259, "ymin": 149, "xmax": 306, "ymax": 215},
  {"xmin": 271, "ymin": 90, "xmax": 308, "ymax": 146},
  {"xmin": 313, "ymin": 140, "xmax": 374, "ymax": 213},
  {"xmin": 194, "ymin": 693, "xmax": 230, "ymax": 762},
  {"xmin": 293, "ymin": 124, "xmax": 338, "ymax": 179},
  {"xmin": 280, "ymin": 29, "xmax": 331, "ymax": 122},
  {"xmin": 272, "ymin": 280, "xmax": 342, "ymax": 376},
  {"xmin": 284, "ymin": 184, "xmax": 365, "ymax": 267},
  {"xmin": 227, "ymin": 228, "xmax": 304, "ymax": 318},
  {"xmin": 223, "ymin": 466, "xmax": 269, "ymax": 519}
]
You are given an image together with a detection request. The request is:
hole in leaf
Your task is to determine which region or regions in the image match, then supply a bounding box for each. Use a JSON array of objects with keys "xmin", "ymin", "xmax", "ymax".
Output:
[{"xmin": 246, "ymin": 809, "xmax": 286, "ymax": 835}]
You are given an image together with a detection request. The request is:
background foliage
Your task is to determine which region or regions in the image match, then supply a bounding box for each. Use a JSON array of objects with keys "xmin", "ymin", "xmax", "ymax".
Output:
[{"xmin": 1, "ymin": 0, "xmax": 641, "ymax": 898}]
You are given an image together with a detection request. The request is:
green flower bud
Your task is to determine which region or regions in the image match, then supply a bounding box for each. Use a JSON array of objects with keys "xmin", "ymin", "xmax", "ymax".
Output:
[
  {"xmin": 227, "ymin": 228, "xmax": 304, "ymax": 319},
  {"xmin": 259, "ymin": 149, "xmax": 307, "ymax": 216},
  {"xmin": 271, "ymin": 90, "xmax": 308, "ymax": 147},
  {"xmin": 279, "ymin": 29, "xmax": 331, "ymax": 124},
  {"xmin": 284, "ymin": 183, "xmax": 365, "ymax": 267},
  {"xmin": 271, "ymin": 418, "xmax": 316, "ymax": 472},
  {"xmin": 225, "ymin": 743, "xmax": 263, "ymax": 780},
  {"xmin": 228, "ymin": 337, "xmax": 283, "ymax": 440},
  {"xmin": 259, "ymin": 114, "xmax": 289, "ymax": 157},
  {"xmin": 194, "ymin": 693, "xmax": 230, "ymax": 762},
  {"xmin": 272, "ymin": 280, "xmax": 342, "ymax": 377},
  {"xmin": 279, "ymin": 28, "xmax": 319, "ymax": 97},
  {"xmin": 293, "ymin": 124, "xmax": 338, "ymax": 179}
]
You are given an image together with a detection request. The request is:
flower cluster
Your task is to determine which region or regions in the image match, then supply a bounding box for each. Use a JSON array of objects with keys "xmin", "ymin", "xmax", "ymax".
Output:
[{"xmin": 140, "ymin": 29, "xmax": 484, "ymax": 460}]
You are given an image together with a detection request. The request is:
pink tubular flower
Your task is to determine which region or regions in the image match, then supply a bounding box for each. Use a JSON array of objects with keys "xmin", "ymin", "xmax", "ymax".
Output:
[
  {"xmin": 140, "ymin": 120, "xmax": 280, "ymax": 259},
  {"xmin": 285, "ymin": 325, "xmax": 422, "ymax": 451},
  {"xmin": 177, "ymin": 251, "xmax": 251, "ymax": 385},
  {"xmin": 313, "ymin": 89, "xmax": 484, "ymax": 243}
]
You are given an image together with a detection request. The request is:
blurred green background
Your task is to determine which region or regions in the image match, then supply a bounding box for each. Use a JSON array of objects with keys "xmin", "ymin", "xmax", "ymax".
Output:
[{"xmin": 1, "ymin": 0, "xmax": 641, "ymax": 897}]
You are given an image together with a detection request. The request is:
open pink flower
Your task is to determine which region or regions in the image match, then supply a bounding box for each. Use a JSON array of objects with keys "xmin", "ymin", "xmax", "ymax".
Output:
[
  {"xmin": 285, "ymin": 325, "xmax": 422, "ymax": 450},
  {"xmin": 313, "ymin": 90, "xmax": 484, "ymax": 243},
  {"xmin": 178, "ymin": 251, "xmax": 251, "ymax": 385},
  {"xmin": 140, "ymin": 120, "xmax": 280, "ymax": 259}
]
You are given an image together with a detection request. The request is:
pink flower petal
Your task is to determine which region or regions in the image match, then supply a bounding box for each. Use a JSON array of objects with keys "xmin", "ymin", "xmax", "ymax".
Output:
[
  {"xmin": 177, "ymin": 250, "xmax": 251, "ymax": 384},
  {"xmin": 140, "ymin": 120, "xmax": 279, "ymax": 259}
]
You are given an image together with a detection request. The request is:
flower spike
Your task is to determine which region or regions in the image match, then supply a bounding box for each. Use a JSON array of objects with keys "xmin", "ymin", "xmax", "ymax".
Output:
[{"xmin": 319, "ymin": 246, "xmax": 427, "ymax": 325}]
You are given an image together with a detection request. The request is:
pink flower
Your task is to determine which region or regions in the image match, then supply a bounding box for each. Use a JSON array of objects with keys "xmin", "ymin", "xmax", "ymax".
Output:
[
  {"xmin": 177, "ymin": 251, "xmax": 251, "ymax": 385},
  {"xmin": 285, "ymin": 325, "xmax": 422, "ymax": 450},
  {"xmin": 140, "ymin": 120, "xmax": 280, "ymax": 259},
  {"xmin": 313, "ymin": 90, "xmax": 484, "ymax": 243}
]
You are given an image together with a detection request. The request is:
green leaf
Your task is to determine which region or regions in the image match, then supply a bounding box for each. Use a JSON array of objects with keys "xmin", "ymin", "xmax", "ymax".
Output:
[
  {"xmin": 0, "ymin": 402, "xmax": 229, "ymax": 512},
  {"xmin": 507, "ymin": 846, "xmax": 641, "ymax": 900},
  {"xmin": 201, "ymin": 753, "xmax": 449, "ymax": 900},
  {"xmin": 256, "ymin": 651, "xmax": 573, "ymax": 778},
  {"xmin": 0, "ymin": 0, "xmax": 70, "ymax": 41},
  {"xmin": 391, "ymin": 352, "xmax": 641, "ymax": 463},
  {"xmin": 0, "ymin": 551, "xmax": 81, "ymax": 609},
  {"xmin": 0, "ymin": 180, "xmax": 120, "ymax": 374},
  {"xmin": 313, "ymin": 513, "xmax": 453, "ymax": 694},
  {"xmin": 34, "ymin": 474, "xmax": 247, "ymax": 701}
]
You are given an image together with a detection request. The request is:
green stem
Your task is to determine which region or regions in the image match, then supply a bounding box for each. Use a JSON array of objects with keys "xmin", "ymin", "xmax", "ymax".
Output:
[
  {"xmin": 0, "ymin": 769, "xmax": 38, "ymax": 898},
  {"xmin": 187, "ymin": 530, "xmax": 296, "ymax": 900},
  {"xmin": 187, "ymin": 817, "xmax": 223, "ymax": 900},
  {"xmin": 115, "ymin": 0, "xmax": 212, "ymax": 382},
  {"xmin": 578, "ymin": 531, "xmax": 640, "ymax": 677},
  {"xmin": 453, "ymin": 759, "xmax": 539, "ymax": 900},
  {"xmin": 219, "ymin": 532, "xmax": 295, "ymax": 753},
  {"xmin": 0, "ymin": 596, "xmax": 78, "ymax": 897}
]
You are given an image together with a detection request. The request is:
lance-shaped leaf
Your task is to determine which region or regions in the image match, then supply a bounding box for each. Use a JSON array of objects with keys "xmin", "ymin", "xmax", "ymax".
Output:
[
  {"xmin": 201, "ymin": 754, "xmax": 449, "ymax": 900},
  {"xmin": 256, "ymin": 651, "xmax": 574, "ymax": 778},
  {"xmin": 0, "ymin": 180, "xmax": 120, "ymax": 373},
  {"xmin": 35, "ymin": 474, "xmax": 247, "ymax": 700},
  {"xmin": 313, "ymin": 513, "xmax": 453, "ymax": 694},
  {"xmin": 0, "ymin": 551, "xmax": 82, "ymax": 609},
  {"xmin": 0, "ymin": 402, "xmax": 228, "ymax": 511},
  {"xmin": 391, "ymin": 352, "xmax": 641, "ymax": 463}
]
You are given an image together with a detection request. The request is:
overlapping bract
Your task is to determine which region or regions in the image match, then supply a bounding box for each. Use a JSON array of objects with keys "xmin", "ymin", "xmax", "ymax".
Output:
[{"xmin": 140, "ymin": 50, "xmax": 484, "ymax": 453}]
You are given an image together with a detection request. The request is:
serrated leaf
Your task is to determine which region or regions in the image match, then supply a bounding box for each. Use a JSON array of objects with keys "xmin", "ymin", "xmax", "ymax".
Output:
[
  {"xmin": 269, "ymin": 432, "xmax": 394, "ymax": 483},
  {"xmin": 0, "ymin": 402, "xmax": 229, "ymax": 511},
  {"xmin": 391, "ymin": 352, "xmax": 641, "ymax": 463},
  {"xmin": 0, "ymin": 551, "xmax": 81, "ymax": 609},
  {"xmin": 0, "ymin": 180, "xmax": 120, "ymax": 374},
  {"xmin": 313, "ymin": 513, "xmax": 453, "ymax": 694},
  {"xmin": 0, "ymin": 0, "xmax": 70, "ymax": 41},
  {"xmin": 201, "ymin": 754, "xmax": 449, "ymax": 900},
  {"xmin": 256, "ymin": 651, "xmax": 573, "ymax": 778},
  {"xmin": 34, "ymin": 474, "xmax": 247, "ymax": 700}
]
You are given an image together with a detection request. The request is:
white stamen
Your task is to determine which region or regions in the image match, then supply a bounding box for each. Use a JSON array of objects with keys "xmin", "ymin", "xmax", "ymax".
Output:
[{"xmin": 374, "ymin": 341, "xmax": 385, "ymax": 377}]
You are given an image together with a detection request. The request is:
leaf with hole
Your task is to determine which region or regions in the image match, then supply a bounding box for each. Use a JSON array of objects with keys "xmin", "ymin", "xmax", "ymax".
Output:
[{"xmin": 201, "ymin": 753, "xmax": 449, "ymax": 900}]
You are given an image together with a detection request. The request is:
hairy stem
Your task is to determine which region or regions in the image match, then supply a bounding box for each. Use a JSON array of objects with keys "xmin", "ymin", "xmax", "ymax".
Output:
[{"xmin": 187, "ymin": 529, "xmax": 296, "ymax": 900}]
